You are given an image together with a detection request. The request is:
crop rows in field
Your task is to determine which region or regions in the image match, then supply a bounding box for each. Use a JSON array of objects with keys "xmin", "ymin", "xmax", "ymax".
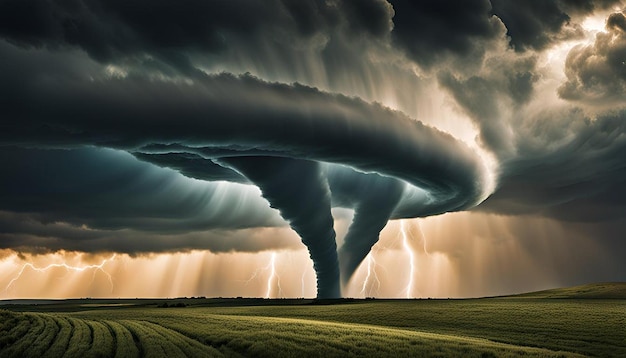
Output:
[
  {"xmin": 0, "ymin": 310, "xmax": 222, "ymax": 358},
  {"xmin": 192, "ymin": 299, "xmax": 626, "ymax": 357},
  {"xmin": 0, "ymin": 309, "xmax": 581, "ymax": 358}
]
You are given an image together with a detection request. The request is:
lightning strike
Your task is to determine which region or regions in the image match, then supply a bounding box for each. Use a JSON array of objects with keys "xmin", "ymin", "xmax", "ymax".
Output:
[
  {"xmin": 415, "ymin": 220, "xmax": 431, "ymax": 256},
  {"xmin": 301, "ymin": 269, "xmax": 308, "ymax": 298},
  {"xmin": 244, "ymin": 251, "xmax": 283, "ymax": 298},
  {"xmin": 5, "ymin": 254, "xmax": 116, "ymax": 294},
  {"xmin": 360, "ymin": 252, "xmax": 381, "ymax": 297},
  {"xmin": 265, "ymin": 252, "xmax": 282, "ymax": 298},
  {"xmin": 400, "ymin": 220, "xmax": 416, "ymax": 299}
]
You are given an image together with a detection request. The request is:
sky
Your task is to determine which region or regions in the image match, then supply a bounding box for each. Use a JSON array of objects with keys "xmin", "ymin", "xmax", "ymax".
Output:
[{"xmin": 1, "ymin": 0, "xmax": 625, "ymax": 299}]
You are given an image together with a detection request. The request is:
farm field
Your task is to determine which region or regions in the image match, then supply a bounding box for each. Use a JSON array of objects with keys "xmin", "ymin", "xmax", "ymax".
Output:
[{"xmin": 1, "ymin": 283, "xmax": 625, "ymax": 357}]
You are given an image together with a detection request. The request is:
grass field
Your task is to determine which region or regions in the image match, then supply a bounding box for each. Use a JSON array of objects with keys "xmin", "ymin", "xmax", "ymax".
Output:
[{"xmin": 1, "ymin": 283, "xmax": 625, "ymax": 357}]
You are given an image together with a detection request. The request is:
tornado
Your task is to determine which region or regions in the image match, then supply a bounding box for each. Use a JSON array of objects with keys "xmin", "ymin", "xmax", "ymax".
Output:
[
  {"xmin": 220, "ymin": 156, "xmax": 341, "ymax": 298},
  {"xmin": 329, "ymin": 169, "xmax": 406, "ymax": 286}
]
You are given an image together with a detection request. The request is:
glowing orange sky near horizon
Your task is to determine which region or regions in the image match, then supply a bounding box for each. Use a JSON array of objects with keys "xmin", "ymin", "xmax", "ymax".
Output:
[{"xmin": 1, "ymin": 211, "xmax": 617, "ymax": 300}]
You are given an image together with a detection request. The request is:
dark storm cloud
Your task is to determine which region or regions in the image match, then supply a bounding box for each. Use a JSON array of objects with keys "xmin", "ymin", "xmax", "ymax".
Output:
[
  {"xmin": 0, "ymin": 41, "xmax": 487, "ymax": 217},
  {"xmin": 0, "ymin": 147, "xmax": 283, "ymax": 232},
  {"xmin": 490, "ymin": 0, "xmax": 622, "ymax": 51},
  {"xmin": 0, "ymin": 0, "xmax": 394, "ymax": 75},
  {"xmin": 133, "ymin": 153, "xmax": 249, "ymax": 184},
  {"xmin": 0, "ymin": 148, "xmax": 303, "ymax": 255},
  {"xmin": 340, "ymin": 0, "xmax": 394, "ymax": 37},
  {"xmin": 479, "ymin": 110, "xmax": 626, "ymax": 221},
  {"xmin": 0, "ymin": 211, "xmax": 302, "ymax": 255},
  {"xmin": 434, "ymin": 6, "xmax": 626, "ymax": 224},
  {"xmin": 440, "ymin": 46, "xmax": 626, "ymax": 223},
  {"xmin": 389, "ymin": 0, "xmax": 504, "ymax": 66},
  {"xmin": 8, "ymin": 0, "xmax": 614, "ymax": 72},
  {"xmin": 490, "ymin": 0, "xmax": 579, "ymax": 51},
  {"xmin": 560, "ymin": 0, "xmax": 623, "ymax": 13},
  {"xmin": 0, "ymin": 0, "xmax": 287, "ymax": 61},
  {"xmin": 559, "ymin": 10, "xmax": 626, "ymax": 105},
  {"xmin": 438, "ymin": 54, "xmax": 538, "ymax": 154}
]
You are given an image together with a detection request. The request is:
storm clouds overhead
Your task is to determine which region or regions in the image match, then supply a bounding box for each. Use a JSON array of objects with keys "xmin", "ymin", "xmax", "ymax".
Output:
[{"xmin": 1, "ymin": 0, "xmax": 625, "ymax": 298}]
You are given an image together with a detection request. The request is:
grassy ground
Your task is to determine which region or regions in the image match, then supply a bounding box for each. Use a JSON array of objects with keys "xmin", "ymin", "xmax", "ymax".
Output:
[
  {"xmin": 509, "ymin": 282, "xmax": 626, "ymax": 299},
  {"xmin": 1, "ymin": 283, "xmax": 625, "ymax": 357}
]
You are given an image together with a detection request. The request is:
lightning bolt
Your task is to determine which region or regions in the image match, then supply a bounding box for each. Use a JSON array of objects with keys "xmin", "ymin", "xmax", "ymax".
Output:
[
  {"xmin": 301, "ymin": 269, "xmax": 308, "ymax": 298},
  {"xmin": 415, "ymin": 220, "xmax": 430, "ymax": 256},
  {"xmin": 265, "ymin": 252, "xmax": 282, "ymax": 298},
  {"xmin": 245, "ymin": 251, "xmax": 283, "ymax": 298},
  {"xmin": 400, "ymin": 220, "xmax": 416, "ymax": 299},
  {"xmin": 5, "ymin": 254, "xmax": 116, "ymax": 294},
  {"xmin": 360, "ymin": 252, "xmax": 381, "ymax": 297}
]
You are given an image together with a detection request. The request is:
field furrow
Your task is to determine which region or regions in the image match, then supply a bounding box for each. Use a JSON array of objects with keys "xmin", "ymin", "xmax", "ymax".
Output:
[
  {"xmin": 103, "ymin": 320, "xmax": 139, "ymax": 358},
  {"xmin": 85, "ymin": 320, "xmax": 115, "ymax": 357},
  {"xmin": 103, "ymin": 319, "xmax": 118, "ymax": 358},
  {"xmin": 0, "ymin": 311, "xmax": 16, "ymax": 332},
  {"xmin": 43, "ymin": 317, "xmax": 73, "ymax": 358},
  {"xmin": 0, "ymin": 312, "xmax": 31, "ymax": 349},
  {"xmin": 141, "ymin": 321, "xmax": 224, "ymax": 357},
  {"xmin": 129, "ymin": 321, "xmax": 188, "ymax": 357},
  {"xmin": 62, "ymin": 317, "xmax": 92, "ymax": 357},
  {"xmin": 121, "ymin": 320, "xmax": 173, "ymax": 358},
  {"xmin": 149, "ymin": 312, "xmax": 580, "ymax": 358},
  {"xmin": 21, "ymin": 314, "xmax": 59, "ymax": 357},
  {"xmin": 0, "ymin": 314, "xmax": 46, "ymax": 357}
]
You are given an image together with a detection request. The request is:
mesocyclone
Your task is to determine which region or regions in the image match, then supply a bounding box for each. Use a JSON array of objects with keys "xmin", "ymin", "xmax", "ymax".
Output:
[{"xmin": 1, "ymin": 58, "xmax": 493, "ymax": 297}]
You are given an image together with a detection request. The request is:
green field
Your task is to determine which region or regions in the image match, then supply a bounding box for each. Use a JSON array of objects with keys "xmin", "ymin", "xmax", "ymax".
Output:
[{"xmin": 1, "ymin": 283, "xmax": 625, "ymax": 357}]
